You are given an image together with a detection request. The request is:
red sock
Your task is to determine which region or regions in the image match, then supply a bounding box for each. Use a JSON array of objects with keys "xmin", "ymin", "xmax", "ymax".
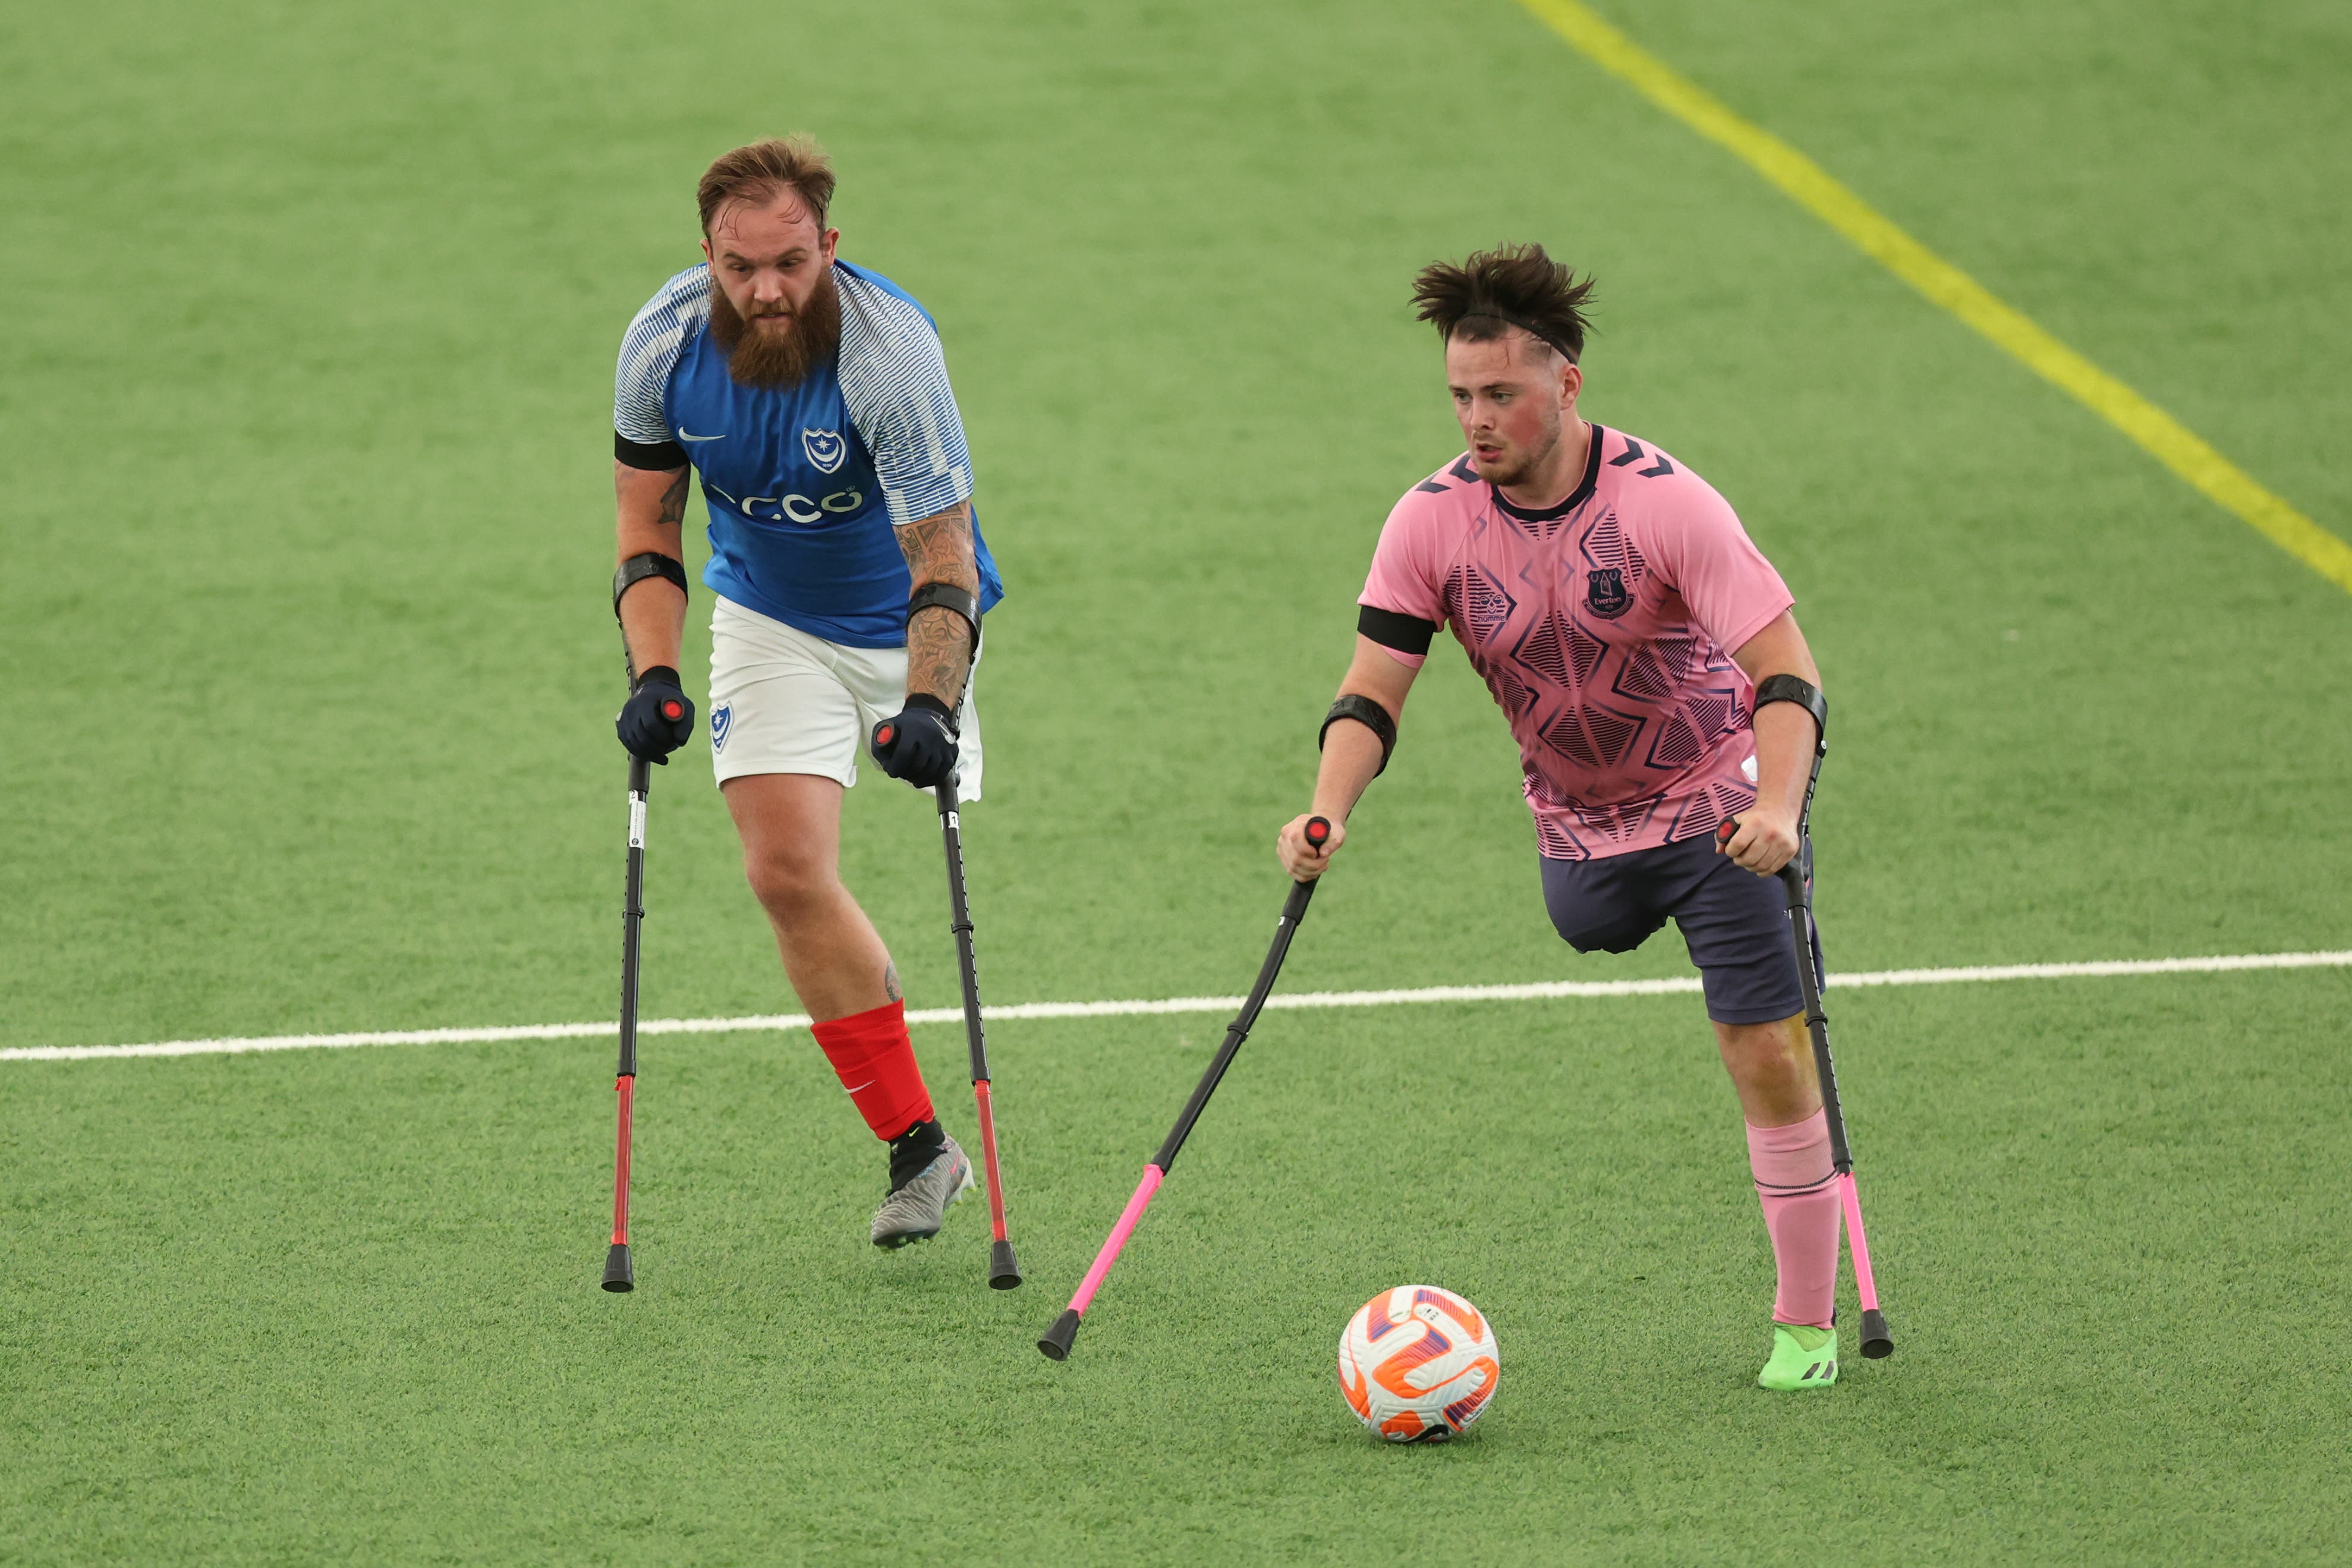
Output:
[
  {"xmin": 811, "ymin": 999, "xmax": 934, "ymax": 1141},
  {"xmin": 1746, "ymin": 1110, "xmax": 1841, "ymax": 1330}
]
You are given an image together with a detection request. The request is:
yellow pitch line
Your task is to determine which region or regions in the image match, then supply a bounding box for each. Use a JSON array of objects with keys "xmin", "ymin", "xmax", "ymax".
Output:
[{"xmin": 1516, "ymin": 0, "xmax": 2352, "ymax": 596}]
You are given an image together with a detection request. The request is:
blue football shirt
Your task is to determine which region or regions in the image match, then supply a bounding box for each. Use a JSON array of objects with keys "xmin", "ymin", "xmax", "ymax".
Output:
[{"xmin": 614, "ymin": 260, "xmax": 1004, "ymax": 648}]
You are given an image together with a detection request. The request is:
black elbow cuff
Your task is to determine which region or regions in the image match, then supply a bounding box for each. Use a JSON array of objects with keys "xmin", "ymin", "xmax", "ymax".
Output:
[
  {"xmin": 616, "ymin": 430, "xmax": 689, "ymax": 471},
  {"xmin": 1358, "ymin": 603, "xmax": 1436, "ymax": 657},
  {"xmin": 1320, "ymin": 694, "xmax": 1399, "ymax": 776},
  {"xmin": 614, "ymin": 552, "xmax": 689, "ymax": 617},
  {"xmin": 907, "ymin": 581, "xmax": 981, "ymax": 657},
  {"xmin": 1752, "ymin": 674, "xmax": 1828, "ymax": 755}
]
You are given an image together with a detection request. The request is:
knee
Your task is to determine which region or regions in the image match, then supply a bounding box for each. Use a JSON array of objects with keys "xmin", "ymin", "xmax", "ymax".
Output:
[
  {"xmin": 742, "ymin": 845, "xmax": 836, "ymax": 924},
  {"xmin": 1717, "ymin": 1017, "xmax": 1808, "ymax": 1087}
]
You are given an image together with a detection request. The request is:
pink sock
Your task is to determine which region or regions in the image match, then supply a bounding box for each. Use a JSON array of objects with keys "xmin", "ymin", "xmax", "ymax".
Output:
[{"xmin": 1746, "ymin": 1110, "xmax": 1841, "ymax": 1329}]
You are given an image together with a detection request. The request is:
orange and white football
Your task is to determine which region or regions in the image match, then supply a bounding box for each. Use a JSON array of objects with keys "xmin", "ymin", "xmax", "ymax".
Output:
[{"xmin": 1336, "ymin": 1284, "xmax": 1500, "ymax": 1443}]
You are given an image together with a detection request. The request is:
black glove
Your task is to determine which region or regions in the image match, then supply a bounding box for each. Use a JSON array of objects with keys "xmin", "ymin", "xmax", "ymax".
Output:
[
  {"xmin": 870, "ymin": 694, "xmax": 959, "ymax": 789},
  {"xmin": 616, "ymin": 666, "xmax": 696, "ymax": 764}
]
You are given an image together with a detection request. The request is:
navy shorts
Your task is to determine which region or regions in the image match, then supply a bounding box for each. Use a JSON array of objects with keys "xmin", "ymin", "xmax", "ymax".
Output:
[{"xmin": 1539, "ymin": 834, "xmax": 1821, "ymax": 1026}]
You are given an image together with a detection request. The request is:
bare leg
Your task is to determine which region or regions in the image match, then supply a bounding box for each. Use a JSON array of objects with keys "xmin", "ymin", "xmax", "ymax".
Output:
[
  {"xmin": 725, "ymin": 772, "xmax": 959, "ymax": 1236},
  {"xmin": 1714, "ymin": 1012, "xmax": 1821, "ymax": 1127},
  {"xmin": 722, "ymin": 772, "xmax": 898, "ymax": 1021}
]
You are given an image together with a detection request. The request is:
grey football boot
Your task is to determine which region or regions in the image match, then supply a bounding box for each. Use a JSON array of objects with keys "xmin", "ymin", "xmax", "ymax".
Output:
[{"xmin": 870, "ymin": 1135, "xmax": 975, "ymax": 1249}]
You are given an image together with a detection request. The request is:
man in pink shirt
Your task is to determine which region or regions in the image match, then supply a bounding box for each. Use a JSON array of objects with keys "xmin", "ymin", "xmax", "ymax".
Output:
[{"xmin": 1279, "ymin": 244, "xmax": 1846, "ymax": 1390}]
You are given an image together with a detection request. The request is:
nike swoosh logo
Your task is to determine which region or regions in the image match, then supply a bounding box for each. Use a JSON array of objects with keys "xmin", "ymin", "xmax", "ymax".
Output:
[{"xmin": 678, "ymin": 430, "xmax": 727, "ymax": 442}]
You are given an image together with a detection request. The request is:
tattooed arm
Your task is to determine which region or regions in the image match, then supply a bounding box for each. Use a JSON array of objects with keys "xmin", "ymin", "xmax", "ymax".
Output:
[
  {"xmin": 896, "ymin": 500, "xmax": 981, "ymax": 705},
  {"xmin": 615, "ymin": 460, "xmax": 691, "ymax": 678}
]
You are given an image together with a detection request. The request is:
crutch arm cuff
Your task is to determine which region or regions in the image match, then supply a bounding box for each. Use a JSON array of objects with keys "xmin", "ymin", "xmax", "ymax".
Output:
[
  {"xmin": 907, "ymin": 581, "xmax": 981, "ymax": 659},
  {"xmin": 613, "ymin": 552, "xmax": 688, "ymax": 618},
  {"xmin": 1753, "ymin": 674, "xmax": 1827, "ymax": 756},
  {"xmin": 1320, "ymin": 694, "xmax": 1397, "ymax": 775}
]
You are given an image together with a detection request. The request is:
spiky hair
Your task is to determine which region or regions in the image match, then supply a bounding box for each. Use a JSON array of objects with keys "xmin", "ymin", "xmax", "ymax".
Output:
[{"xmin": 1410, "ymin": 243, "xmax": 1597, "ymax": 363}]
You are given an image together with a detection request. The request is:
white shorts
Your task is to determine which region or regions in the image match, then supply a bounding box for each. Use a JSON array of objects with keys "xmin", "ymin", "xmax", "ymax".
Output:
[{"xmin": 707, "ymin": 596, "xmax": 984, "ymax": 797}]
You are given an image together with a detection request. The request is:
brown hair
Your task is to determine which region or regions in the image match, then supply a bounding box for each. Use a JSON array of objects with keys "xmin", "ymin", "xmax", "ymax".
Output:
[
  {"xmin": 1410, "ymin": 243, "xmax": 1596, "ymax": 363},
  {"xmin": 697, "ymin": 135, "xmax": 837, "ymax": 234}
]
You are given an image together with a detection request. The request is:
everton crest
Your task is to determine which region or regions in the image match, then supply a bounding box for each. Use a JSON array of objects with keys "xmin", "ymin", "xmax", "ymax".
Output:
[
  {"xmin": 1586, "ymin": 566, "xmax": 1631, "ymax": 620},
  {"xmin": 802, "ymin": 427, "xmax": 847, "ymax": 474}
]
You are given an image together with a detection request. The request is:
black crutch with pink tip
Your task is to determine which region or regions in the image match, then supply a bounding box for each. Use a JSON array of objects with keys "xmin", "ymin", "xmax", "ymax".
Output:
[
  {"xmin": 1761, "ymin": 833, "xmax": 1894, "ymax": 1357},
  {"xmin": 1039, "ymin": 816, "xmax": 1331, "ymax": 1361},
  {"xmin": 1718, "ymin": 673, "xmax": 1893, "ymax": 1356}
]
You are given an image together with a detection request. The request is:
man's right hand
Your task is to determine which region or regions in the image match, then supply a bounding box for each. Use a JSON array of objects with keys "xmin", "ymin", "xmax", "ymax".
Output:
[
  {"xmin": 1277, "ymin": 813, "xmax": 1345, "ymax": 881},
  {"xmin": 617, "ymin": 666, "xmax": 696, "ymax": 763}
]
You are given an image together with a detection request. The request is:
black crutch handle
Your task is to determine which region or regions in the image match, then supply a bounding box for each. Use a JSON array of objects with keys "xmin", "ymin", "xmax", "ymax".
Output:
[
  {"xmin": 1715, "ymin": 818, "xmax": 1809, "ymax": 901},
  {"xmin": 1287, "ymin": 816, "xmax": 1333, "ymax": 902}
]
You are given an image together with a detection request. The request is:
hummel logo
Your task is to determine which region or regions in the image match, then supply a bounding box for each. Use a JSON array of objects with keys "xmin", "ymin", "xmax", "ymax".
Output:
[{"xmin": 678, "ymin": 429, "xmax": 727, "ymax": 442}]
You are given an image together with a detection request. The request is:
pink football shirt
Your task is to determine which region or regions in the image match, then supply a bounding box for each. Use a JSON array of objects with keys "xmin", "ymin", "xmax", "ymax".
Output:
[{"xmin": 1361, "ymin": 425, "xmax": 1793, "ymax": 859}]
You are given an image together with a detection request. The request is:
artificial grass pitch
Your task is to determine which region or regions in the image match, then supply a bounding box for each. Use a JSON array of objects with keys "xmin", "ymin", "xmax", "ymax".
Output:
[
  {"xmin": 5, "ymin": 0, "xmax": 2351, "ymax": 1559},
  {"xmin": 5, "ymin": 977, "xmax": 2348, "ymax": 1562}
]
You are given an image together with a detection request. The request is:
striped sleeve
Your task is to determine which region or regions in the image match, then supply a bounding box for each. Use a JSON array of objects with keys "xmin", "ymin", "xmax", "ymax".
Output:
[
  {"xmin": 836, "ymin": 272, "xmax": 975, "ymax": 526},
  {"xmin": 613, "ymin": 266, "xmax": 713, "ymax": 446}
]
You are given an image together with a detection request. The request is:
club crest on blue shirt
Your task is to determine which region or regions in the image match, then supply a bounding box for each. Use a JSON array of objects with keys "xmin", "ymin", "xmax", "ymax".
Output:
[
  {"xmin": 1586, "ymin": 567, "xmax": 1632, "ymax": 619},
  {"xmin": 802, "ymin": 427, "xmax": 847, "ymax": 474},
  {"xmin": 710, "ymin": 703, "xmax": 733, "ymax": 754}
]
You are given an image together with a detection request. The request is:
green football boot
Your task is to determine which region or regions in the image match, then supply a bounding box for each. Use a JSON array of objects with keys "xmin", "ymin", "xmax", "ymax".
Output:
[{"xmin": 1757, "ymin": 1323, "xmax": 1838, "ymax": 1391}]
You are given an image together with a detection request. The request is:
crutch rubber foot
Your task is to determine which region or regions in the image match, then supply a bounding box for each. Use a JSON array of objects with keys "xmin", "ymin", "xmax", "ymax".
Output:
[
  {"xmin": 1859, "ymin": 1308, "xmax": 1893, "ymax": 1358},
  {"xmin": 988, "ymin": 1240, "xmax": 1024, "ymax": 1290},
  {"xmin": 1038, "ymin": 1308, "xmax": 1081, "ymax": 1361},
  {"xmin": 601, "ymin": 1242, "xmax": 635, "ymax": 1293}
]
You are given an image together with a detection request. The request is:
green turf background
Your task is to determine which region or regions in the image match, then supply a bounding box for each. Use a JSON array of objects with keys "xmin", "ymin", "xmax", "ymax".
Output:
[{"xmin": 2, "ymin": 0, "xmax": 2347, "ymax": 1560}]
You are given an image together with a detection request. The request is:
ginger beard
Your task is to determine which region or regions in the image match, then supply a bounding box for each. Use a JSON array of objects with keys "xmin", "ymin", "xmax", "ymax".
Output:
[{"xmin": 710, "ymin": 265, "xmax": 841, "ymax": 389}]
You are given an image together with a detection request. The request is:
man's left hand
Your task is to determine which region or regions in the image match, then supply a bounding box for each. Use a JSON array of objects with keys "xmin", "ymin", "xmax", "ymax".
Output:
[
  {"xmin": 1717, "ymin": 805, "xmax": 1800, "ymax": 875},
  {"xmin": 870, "ymin": 695, "xmax": 960, "ymax": 789}
]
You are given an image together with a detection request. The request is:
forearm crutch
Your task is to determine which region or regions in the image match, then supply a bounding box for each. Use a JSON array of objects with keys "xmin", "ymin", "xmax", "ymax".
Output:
[
  {"xmin": 1775, "ymin": 852, "xmax": 1894, "ymax": 1358},
  {"xmin": 1722, "ymin": 702, "xmax": 1895, "ymax": 1359},
  {"xmin": 602, "ymin": 753, "xmax": 654, "ymax": 1292},
  {"xmin": 936, "ymin": 778, "xmax": 1022, "ymax": 1289},
  {"xmin": 1038, "ymin": 817, "xmax": 1331, "ymax": 1361}
]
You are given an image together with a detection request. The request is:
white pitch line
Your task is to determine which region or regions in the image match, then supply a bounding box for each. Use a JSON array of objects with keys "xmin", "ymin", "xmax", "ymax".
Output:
[{"xmin": 4, "ymin": 950, "xmax": 2345, "ymax": 1064}]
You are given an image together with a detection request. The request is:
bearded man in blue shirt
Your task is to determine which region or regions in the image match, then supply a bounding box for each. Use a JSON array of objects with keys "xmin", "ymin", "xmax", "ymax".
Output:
[{"xmin": 608, "ymin": 137, "xmax": 1005, "ymax": 1252}]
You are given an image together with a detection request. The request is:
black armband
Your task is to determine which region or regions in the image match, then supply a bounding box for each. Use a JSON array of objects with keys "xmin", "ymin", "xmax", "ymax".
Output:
[
  {"xmin": 615, "ymin": 430, "xmax": 688, "ymax": 471},
  {"xmin": 1320, "ymin": 694, "xmax": 1398, "ymax": 776},
  {"xmin": 907, "ymin": 581, "xmax": 981, "ymax": 657},
  {"xmin": 1753, "ymin": 673, "xmax": 1827, "ymax": 755},
  {"xmin": 1358, "ymin": 603, "xmax": 1437, "ymax": 657},
  {"xmin": 613, "ymin": 552, "xmax": 688, "ymax": 617}
]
